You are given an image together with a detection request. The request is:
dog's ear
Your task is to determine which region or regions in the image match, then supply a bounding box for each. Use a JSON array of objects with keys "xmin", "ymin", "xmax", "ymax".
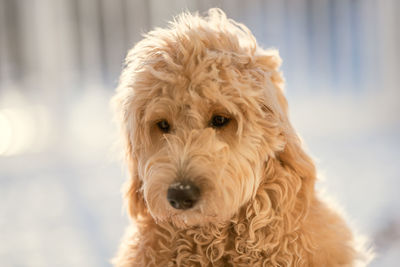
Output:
[
  {"xmin": 123, "ymin": 136, "xmax": 147, "ymax": 219},
  {"xmin": 256, "ymin": 49, "xmax": 316, "ymax": 208},
  {"xmin": 254, "ymin": 49, "xmax": 288, "ymax": 153},
  {"xmin": 112, "ymin": 89, "xmax": 148, "ymax": 219}
]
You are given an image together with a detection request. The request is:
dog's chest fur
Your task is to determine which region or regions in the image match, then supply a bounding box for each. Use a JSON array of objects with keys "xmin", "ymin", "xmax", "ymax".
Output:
[{"xmin": 116, "ymin": 197, "xmax": 357, "ymax": 267}]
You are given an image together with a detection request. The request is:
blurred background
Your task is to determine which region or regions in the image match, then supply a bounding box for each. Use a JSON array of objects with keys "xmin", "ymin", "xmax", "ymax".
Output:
[{"xmin": 0, "ymin": 0, "xmax": 399, "ymax": 266}]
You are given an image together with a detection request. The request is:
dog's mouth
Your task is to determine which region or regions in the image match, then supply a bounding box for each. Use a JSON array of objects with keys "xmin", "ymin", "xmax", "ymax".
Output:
[
  {"xmin": 162, "ymin": 176, "xmax": 242, "ymax": 228},
  {"xmin": 163, "ymin": 180, "xmax": 223, "ymax": 226},
  {"xmin": 166, "ymin": 209, "xmax": 220, "ymax": 228}
]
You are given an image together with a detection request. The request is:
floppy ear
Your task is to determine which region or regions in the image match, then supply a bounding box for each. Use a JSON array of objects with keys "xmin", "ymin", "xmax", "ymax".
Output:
[
  {"xmin": 112, "ymin": 89, "xmax": 148, "ymax": 219},
  {"xmin": 256, "ymin": 49, "xmax": 316, "ymax": 209},
  {"xmin": 123, "ymin": 136, "xmax": 147, "ymax": 218}
]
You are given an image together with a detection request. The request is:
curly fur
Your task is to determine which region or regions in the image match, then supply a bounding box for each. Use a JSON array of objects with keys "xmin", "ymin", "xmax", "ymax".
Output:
[{"xmin": 112, "ymin": 9, "xmax": 371, "ymax": 266}]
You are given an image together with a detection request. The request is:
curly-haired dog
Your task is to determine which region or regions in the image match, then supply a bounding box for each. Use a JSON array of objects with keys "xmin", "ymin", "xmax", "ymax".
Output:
[{"xmin": 112, "ymin": 9, "xmax": 370, "ymax": 267}]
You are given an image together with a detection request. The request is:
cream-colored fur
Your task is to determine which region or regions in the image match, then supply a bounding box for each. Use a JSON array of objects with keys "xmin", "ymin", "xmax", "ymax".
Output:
[{"xmin": 112, "ymin": 9, "xmax": 370, "ymax": 266}]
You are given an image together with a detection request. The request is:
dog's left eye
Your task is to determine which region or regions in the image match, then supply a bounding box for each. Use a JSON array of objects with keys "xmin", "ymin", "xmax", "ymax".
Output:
[
  {"xmin": 210, "ymin": 115, "xmax": 230, "ymax": 128},
  {"xmin": 156, "ymin": 120, "xmax": 170, "ymax": 133}
]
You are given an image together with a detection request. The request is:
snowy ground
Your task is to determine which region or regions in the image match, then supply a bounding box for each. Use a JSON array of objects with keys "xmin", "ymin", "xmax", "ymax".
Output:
[{"xmin": 0, "ymin": 89, "xmax": 399, "ymax": 266}]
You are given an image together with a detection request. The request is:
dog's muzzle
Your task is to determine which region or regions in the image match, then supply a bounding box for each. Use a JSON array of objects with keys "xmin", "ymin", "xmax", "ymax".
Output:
[{"xmin": 167, "ymin": 180, "xmax": 200, "ymax": 210}]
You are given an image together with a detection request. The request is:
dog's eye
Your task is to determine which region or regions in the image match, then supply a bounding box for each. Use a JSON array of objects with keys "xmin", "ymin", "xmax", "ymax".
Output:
[
  {"xmin": 210, "ymin": 115, "xmax": 230, "ymax": 128},
  {"xmin": 156, "ymin": 120, "xmax": 170, "ymax": 133}
]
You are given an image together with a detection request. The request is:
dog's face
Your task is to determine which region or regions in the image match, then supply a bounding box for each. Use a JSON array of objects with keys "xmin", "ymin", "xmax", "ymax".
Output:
[
  {"xmin": 136, "ymin": 75, "xmax": 285, "ymax": 228},
  {"xmin": 114, "ymin": 10, "xmax": 289, "ymax": 228}
]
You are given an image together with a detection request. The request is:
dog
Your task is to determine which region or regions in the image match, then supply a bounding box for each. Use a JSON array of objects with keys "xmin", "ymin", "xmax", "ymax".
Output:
[{"xmin": 112, "ymin": 8, "xmax": 370, "ymax": 266}]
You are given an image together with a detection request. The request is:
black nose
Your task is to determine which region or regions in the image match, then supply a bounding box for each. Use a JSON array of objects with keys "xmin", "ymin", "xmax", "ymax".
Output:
[{"xmin": 167, "ymin": 180, "xmax": 200, "ymax": 210}]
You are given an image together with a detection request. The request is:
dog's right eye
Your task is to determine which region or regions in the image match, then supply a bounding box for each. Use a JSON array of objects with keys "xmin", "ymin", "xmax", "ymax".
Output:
[
  {"xmin": 156, "ymin": 120, "xmax": 170, "ymax": 133},
  {"xmin": 210, "ymin": 115, "xmax": 230, "ymax": 128}
]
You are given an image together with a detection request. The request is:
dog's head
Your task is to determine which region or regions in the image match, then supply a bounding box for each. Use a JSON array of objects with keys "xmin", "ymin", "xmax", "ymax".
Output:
[{"xmin": 113, "ymin": 9, "xmax": 314, "ymax": 228}]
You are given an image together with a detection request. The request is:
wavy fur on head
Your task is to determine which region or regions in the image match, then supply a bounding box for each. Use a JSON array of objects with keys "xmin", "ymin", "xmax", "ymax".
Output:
[{"xmin": 112, "ymin": 8, "xmax": 371, "ymax": 267}]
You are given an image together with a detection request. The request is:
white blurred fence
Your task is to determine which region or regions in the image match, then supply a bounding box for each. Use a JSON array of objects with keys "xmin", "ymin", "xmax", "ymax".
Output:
[{"xmin": 0, "ymin": 0, "xmax": 399, "ymax": 93}]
